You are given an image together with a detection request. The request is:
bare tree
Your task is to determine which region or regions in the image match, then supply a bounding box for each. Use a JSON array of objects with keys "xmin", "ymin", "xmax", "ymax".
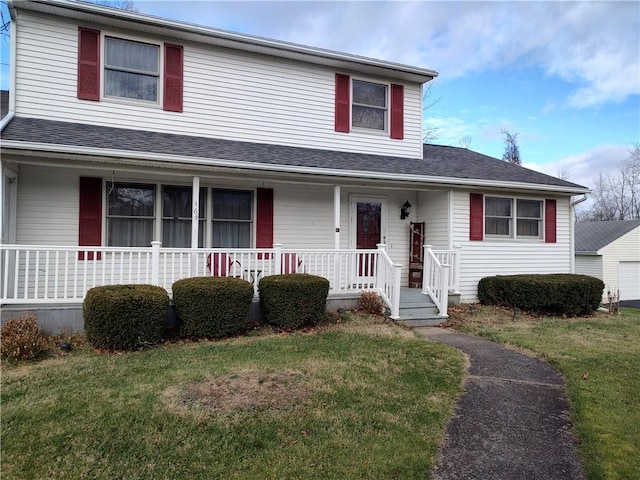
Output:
[
  {"xmin": 580, "ymin": 144, "xmax": 640, "ymax": 221},
  {"xmin": 458, "ymin": 135, "xmax": 472, "ymax": 149},
  {"xmin": 556, "ymin": 167, "xmax": 571, "ymax": 181},
  {"xmin": 82, "ymin": 0, "xmax": 137, "ymax": 11},
  {"xmin": 501, "ymin": 130, "xmax": 521, "ymax": 165},
  {"xmin": 422, "ymin": 83, "xmax": 440, "ymax": 143}
]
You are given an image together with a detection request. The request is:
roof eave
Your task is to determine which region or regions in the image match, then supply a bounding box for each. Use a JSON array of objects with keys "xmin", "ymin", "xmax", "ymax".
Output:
[
  {"xmin": 1, "ymin": 140, "xmax": 590, "ymax": 195},
  {"xmin": 9, "ymin": 0, "xmax": 438, "ymax": 84}
]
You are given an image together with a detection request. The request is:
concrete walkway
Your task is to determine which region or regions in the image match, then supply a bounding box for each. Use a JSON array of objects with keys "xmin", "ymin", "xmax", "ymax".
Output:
[{"xmin": 414, "ymin": 327, "xmax": 586, "ymax": 480}]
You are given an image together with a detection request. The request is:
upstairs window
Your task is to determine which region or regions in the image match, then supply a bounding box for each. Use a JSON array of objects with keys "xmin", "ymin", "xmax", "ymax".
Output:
[
  {"xmin": 104, "ymin": 37, "xmax": 160, "ymax": 102},
  {"xmin": 352, "ymin": 80, "xmax": 387, "ymax": 131}
]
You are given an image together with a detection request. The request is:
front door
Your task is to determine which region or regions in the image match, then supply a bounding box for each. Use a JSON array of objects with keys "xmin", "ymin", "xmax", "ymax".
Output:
[{"xmin": 352, "ymin": 197, "xmax": 386, "ymax": 281}]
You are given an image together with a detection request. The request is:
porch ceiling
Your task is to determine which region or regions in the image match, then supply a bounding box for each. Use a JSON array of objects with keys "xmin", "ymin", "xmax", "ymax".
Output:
[{"xmin": 1, "ymin": 117, "xmax": 588, "ymax": 194}]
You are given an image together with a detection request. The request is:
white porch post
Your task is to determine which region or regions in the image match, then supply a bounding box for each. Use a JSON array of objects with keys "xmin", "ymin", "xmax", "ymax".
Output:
[
  {"xmin": 151, "ymin": 241, "xmax": 161, "ymax": 285},
  {"xmin": 0, "ymin": 160, "xmax": 4, "ymax": 244},
  {"xmin": 333, "ymin": 185, "xmax": 341, "ymax": 249},
  {"xmin": 191, "ymin": 176, "xmax": 200, "ymax": 275}
]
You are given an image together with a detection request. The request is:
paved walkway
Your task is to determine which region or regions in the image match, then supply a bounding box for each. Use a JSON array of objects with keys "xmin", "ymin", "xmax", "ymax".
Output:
[{"xmin": 414, "ymin": 327, "xmax": 586, "ymax": 480}]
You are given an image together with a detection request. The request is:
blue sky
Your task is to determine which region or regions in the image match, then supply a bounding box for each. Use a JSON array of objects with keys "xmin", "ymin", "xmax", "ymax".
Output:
[{"xmin": 1, "ymin": 0, "xmax": 639, "ymax": 191}]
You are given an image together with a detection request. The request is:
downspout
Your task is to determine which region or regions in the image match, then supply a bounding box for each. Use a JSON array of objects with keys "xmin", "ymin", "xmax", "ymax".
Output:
[
  {"xmin": 0, "ymin": 4, "xmax": 17, "ymax": 132},
  {"xmin": 569, "ymin": 193, "xmax": 589, "ymax": 273}
]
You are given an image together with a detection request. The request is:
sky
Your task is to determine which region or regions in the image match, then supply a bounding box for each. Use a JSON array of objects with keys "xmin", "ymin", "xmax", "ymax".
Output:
[{"xmin": 1, "ymin": 0, "xmax": 639, "ymax": 193}]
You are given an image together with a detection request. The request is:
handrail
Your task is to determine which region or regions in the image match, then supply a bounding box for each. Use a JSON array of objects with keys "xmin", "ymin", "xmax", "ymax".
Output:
[
  {"xmin": 376, "ymin": 244, "xmax": 402, "ymax": 318},
  {"xmin": 422, "ymin": 245, "xmax": 450, "ymax": 316}
]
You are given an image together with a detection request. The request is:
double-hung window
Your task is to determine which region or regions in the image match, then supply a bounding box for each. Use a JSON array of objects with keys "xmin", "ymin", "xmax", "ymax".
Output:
[
  {"xmin": 107, "ymin": 183, "xmax": 155, "ymax": 247},
  {"xmin": 212, "ymin": 189, "xmax": 253, "ymax": 248},
  {"xmin": 162, "ymin": 186, "xmax": 205, "ymax": 248},
  {"xmin": 485, "ymin": 196, "xmax": 543, "ymax": 239},
  {"xmin": 352, "ymin": 80, "xmax": 387, "ymax": 131},
  {"xmin": 104, "ymin": 37, "xmax": 160, "ymax": 102}
]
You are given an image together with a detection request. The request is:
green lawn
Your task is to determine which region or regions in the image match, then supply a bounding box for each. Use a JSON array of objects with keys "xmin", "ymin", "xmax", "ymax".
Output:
[
  {"xmin": 452, "ymin": 306, "xmax": 640, "ymax": 480},
  {"xmin": 1, "ymin": 315, "xmax": 464, "ymax": 480}
]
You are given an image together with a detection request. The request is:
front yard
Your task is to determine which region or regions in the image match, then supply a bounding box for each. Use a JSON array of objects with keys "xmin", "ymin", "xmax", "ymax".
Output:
[
  {"xmin": 446, "ymin": 306, "xmax": 640, "ymax": 480},
  {"xmin": 1, "ymin": 314, "xmax": 464, "ymax": 480}
]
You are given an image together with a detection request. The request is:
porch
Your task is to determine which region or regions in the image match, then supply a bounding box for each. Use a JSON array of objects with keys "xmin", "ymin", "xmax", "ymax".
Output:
[{"xmin": 0, "ymin": 243, "xmax": 459, "ymax": 331}]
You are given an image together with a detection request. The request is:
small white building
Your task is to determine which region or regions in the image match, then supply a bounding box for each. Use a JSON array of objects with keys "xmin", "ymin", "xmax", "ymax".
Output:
[{"xmin": 575, "ymin": 220, "xmax": 640, "ymax": 302}]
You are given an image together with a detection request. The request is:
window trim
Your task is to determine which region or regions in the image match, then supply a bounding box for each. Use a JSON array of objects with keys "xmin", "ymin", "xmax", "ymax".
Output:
[
  {"xmin": 350, "ymin": 77, "xmax": 389, "ymax": 134},
  {"xmin": 101, "ymin": 32, "xmax": 164, "ymax": 107},
  {"xmin": 484, "ymin": 195, "xmax": 544, "ymax": 241}
]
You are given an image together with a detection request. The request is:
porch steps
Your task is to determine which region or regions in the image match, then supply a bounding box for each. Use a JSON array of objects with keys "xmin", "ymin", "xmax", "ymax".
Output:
[{"xmin": 394, "ymin": 288, "xmax": 447, "ymax": 327}]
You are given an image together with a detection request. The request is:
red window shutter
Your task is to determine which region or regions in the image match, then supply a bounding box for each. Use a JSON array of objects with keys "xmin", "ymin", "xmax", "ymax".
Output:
[
  {"xmin": 78, "ymin": 177, "xmax": 102, "ymax": 260},
  {"xmin": 469, "ymin": 193, "xmax": 484, "ymax": 241},
  {"xmin": 545, "ymin": 199, "xmax": 557, "ymax": 243},
  {"xmin": 77, "ymin": 28, "xmax": 100, "ymax": 101},
  {"xmin": 335, "ymin": 73, "xmax": 350, "ymax": 133},
  {"xmin": 164, "ymin": 44, "xmax": 183, "ymax": 112},
  {"xmin": 256, "ymin": 188, "xmax": 274, "ymax": 252},
  {"xmin": 390, "ymin": 84, "xmax": 404, "ymax": 139}
]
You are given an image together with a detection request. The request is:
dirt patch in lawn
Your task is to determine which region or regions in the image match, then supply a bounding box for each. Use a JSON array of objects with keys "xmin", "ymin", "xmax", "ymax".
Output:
[{"xmin": 162, "ymin": 370, "xmax": 315, "ymax": 418}]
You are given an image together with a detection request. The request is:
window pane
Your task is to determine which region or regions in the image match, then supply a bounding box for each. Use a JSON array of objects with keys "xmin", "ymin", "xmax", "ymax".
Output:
[
  {"xmin": 213, "ymin": 190, "xmax": 252, "ymax": 220},
  {"xmin": 485, "ymin": 197, "xmax": 512, "ymax": 217},
  {"xmin": 108, "ymin": 218, "xmax": 153, "ymax": 247},
  {"xmin": 212, "ymin": 221, "xmax": 251, "ymax": 248},
  {"xmin": 517, "ymin": 200, "xmax": 541, "ymax": 218},
  {"xmin": 486, "ymin": 217, "xmax": 511, "ymax": 236},
  {"xmin": 517, "ymin": 219, "xmax": 540, "ymax": 237},
  {"xmin": 352, "ymin": 106, "xmax": 385, "ymax": 130},
  {"xmin": 105, "ymin": 70, "xmax": 158, "ymax": 101},
  {"xmin": 352, "ymin": 80, "xmax": 386, "ymax": 107},
  {"xmin": 105, "ymin": 37, "xmax": 158, "ymax": 73},
  {"xmin": 108, "ymin": 184, "xmax": 154, "ymax": 216}
]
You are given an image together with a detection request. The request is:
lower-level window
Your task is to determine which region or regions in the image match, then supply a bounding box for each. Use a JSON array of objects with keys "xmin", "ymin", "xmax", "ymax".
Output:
[
  {"xmin": 212, "ymin": 189, "xmax": 252, "ymax": 248},
  {"xmin": 107, "ymin": 183, "xmax": 155, "ymax": 247},
  {"xmin": 485, "ymin": 196, "xmax": 542, "ymax": 239},
  {"xmin": 162, "ymin": 185, "xmax": 205, "ymax": 248}
]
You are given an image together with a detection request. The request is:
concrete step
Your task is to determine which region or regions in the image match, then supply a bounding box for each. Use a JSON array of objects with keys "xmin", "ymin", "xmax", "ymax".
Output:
[
  {"xmin": 395, "ymin": 316, "xmax": 447, "ymax": 327},
  {"xmin": 399, "ymin": 305, "xmax": 439, "ymax": 317}
]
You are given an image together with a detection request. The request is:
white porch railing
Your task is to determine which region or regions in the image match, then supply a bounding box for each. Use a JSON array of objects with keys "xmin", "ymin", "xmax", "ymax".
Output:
[
  {"xmin": 431, "ymin": 246, "xmax": 461, "ymax": 294},
  {"xmin": 422, "ymin": 245, "xmax": 451, "ymax": 316},
  {"xmin": 0, "ymin": 243, "xmax": 402, "ymax": 316}
]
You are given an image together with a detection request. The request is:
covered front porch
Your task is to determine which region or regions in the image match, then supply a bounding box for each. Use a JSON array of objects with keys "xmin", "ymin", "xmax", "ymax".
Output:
[{"xmin": 0, "ymin": 242, "xmax": 460, "ymax": 331}]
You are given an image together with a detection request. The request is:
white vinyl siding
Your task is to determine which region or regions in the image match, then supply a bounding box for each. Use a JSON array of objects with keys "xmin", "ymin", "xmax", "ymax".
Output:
[
  {"xmin": 14, "ymin": 12, "xmax": 424, "ymax": 159},
  {"xmin": 417, "ymin": 190, "xmax": 449, "ymax": 250},
  {"xmin": 599, "ymin": 226, "xmax": 640, "ymax": 301},
  {"xmin": 452, "ymin": 190, "xmax": 571, "ymax": 302},
  {"xmin": 575, "ymin": 255, "xmax": 603, "ymax": 280}
]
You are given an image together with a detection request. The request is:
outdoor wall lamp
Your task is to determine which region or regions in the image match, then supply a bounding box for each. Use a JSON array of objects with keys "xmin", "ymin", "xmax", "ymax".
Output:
[{"xmin": 400, "ymin": 201, "xmax": 412, "ymax": 220}]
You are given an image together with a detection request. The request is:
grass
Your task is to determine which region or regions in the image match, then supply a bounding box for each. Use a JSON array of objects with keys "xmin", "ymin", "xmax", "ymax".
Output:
[
  {"xmin": 1, "ymin": 314, "xmax": 464, "ymax": 480},
  {"xmin": 446, "ymin": 305, "xmax": 640, "ymax": 480}
]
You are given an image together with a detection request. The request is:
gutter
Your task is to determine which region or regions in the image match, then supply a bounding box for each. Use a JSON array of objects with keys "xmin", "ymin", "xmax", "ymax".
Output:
[
  {"xmin": 569, "ymin": 194, "xmax": 589, "ymax": 273},
  {"xmin": 1, "ymin": 140, "xmax": 591, "ymax": 195},
  {"xmin": 0, "ymin": 8, "xmax": 17, "ymax": 132}
]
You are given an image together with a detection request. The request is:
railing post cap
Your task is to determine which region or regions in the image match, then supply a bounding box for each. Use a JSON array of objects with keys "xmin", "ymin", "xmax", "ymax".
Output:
[
  {"xmin": 425, "ymin": 244, "xmax": 434, "ymax": 249},
  {"xmin": 376, "ymin": 243, "xmax": 386, "ymax": 249},
  {"xmin": 151, "ymin": 241, "xmax": 162, "ymax": 246}
]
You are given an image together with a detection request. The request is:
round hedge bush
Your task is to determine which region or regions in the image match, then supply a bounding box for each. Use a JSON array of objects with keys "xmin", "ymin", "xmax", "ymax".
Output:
[
  {"xmin": 259, "ymin": 274, "xmax": 330, "ymax": 330},
  {"xmin": 83, "ymin": 284, "xmax": 169, "ymax": 350},
  {"xmin": 172, "ymin": 276, "xmax": 254, "ymax": 338}
]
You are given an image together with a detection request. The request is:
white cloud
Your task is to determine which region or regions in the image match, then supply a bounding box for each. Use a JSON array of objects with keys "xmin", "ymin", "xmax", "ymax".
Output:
[
  {"xmin": 523, "ymin": 144, "xmax": 631, "ymax": 190},
  {"xmin": 143, "ymin": 1, "xmax": 640, "ymax": 109}
]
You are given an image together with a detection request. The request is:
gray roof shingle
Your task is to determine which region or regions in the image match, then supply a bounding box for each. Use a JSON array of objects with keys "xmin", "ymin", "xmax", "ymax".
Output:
[
  {"xmin": 1, "ymin": 116, "xmax": 587, "ymax": 191},
  {"xmin": 575, "ymin": 220, "xmax": 640, "ymax": 253}
]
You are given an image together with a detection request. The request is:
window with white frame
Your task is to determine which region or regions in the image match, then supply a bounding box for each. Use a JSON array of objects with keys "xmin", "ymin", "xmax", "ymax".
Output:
[
  {"xmin": 161, "ymin": 186, "xmax": 205, "ymax": 248},
  {"xmin": 352, "ymin": 80, "xmax": 387, "ymax": 131},
  {"xmin": 212, "ymin": 189, "xmax": 253, "ymax": 248},
  {"xmin": 104, "ymin": 37, "xmax": 160, "ymax": 102},
  {"xmin": 107, "ymin": 183, "xmax": 155, "ymax": 247},
  {"xmin": 485, "ymin": 196, "xmax": 543, "ymax": 239}
]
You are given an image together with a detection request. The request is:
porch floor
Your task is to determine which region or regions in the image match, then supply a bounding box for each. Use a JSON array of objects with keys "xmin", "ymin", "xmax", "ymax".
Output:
[{"xmin": 395, "ymin": 287, "xmax": 446, "ymax": 327}]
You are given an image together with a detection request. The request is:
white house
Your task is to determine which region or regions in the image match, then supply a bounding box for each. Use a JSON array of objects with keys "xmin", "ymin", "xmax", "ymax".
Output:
[
  {"xmin": 575, "ymin": 220, "xmax": 640, "ymax": 302},
  {"xmin": 0, "ymin": 0, "xmax": 589, "ymax": 331}
]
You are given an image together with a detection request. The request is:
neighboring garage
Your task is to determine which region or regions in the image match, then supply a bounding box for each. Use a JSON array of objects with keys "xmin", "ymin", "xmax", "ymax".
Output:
[{"xmin": 575, "ymin": 220, "xmax": 640, "ymax": 302}]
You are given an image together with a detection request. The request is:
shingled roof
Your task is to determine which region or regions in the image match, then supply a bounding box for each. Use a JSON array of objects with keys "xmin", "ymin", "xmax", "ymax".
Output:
[
  {"xmin": 575, "ymin": 220, "xmax": 640, "ymax": 253},
  {"xmin": 1, "ymin": 116, "xmax": 587, "ymax": 192}
]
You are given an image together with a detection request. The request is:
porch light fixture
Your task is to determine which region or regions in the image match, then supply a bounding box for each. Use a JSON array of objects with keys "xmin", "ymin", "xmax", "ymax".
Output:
[{"xmin": 400, "ymin": 201, "xmax": 412, "ymax": 220}]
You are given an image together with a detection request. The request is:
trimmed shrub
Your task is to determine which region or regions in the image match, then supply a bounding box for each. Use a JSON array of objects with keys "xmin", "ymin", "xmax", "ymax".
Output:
[
  {"xmin": 358, "ymin": 291, "xmax": 385, "ymax": 316},
  {"xmin": 173, "ymin": 276, "xmax": 254, "ymax": 338},
  {"xmin": 259, "ymin": 274, "xmax": 330, "ymax": 330},
  {"xmin": 1, "ymin": 314, "xmax": 48, "ymax": 360},
  {"xmin": 84, "ymin": 284, "xmax": 169, "ymax": 350},
  {"xmin": 477, "ymin": 274, "xmax": 604, "ymax": 316}
]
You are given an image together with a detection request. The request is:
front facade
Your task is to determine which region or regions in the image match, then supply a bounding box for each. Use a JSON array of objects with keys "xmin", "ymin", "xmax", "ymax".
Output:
[
  {"xmin": 1, "ymin": 0, "xmax": 588, "ymax": 329},
  {"xmin": 575, "ymin": 221, "xmax": 640, "ymax": 302}
]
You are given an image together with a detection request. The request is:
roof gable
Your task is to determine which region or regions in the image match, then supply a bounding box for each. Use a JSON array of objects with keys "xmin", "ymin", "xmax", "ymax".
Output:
[{"xmin": 575, "ymin": 220, "xmax": 640, "ymax": 253}]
